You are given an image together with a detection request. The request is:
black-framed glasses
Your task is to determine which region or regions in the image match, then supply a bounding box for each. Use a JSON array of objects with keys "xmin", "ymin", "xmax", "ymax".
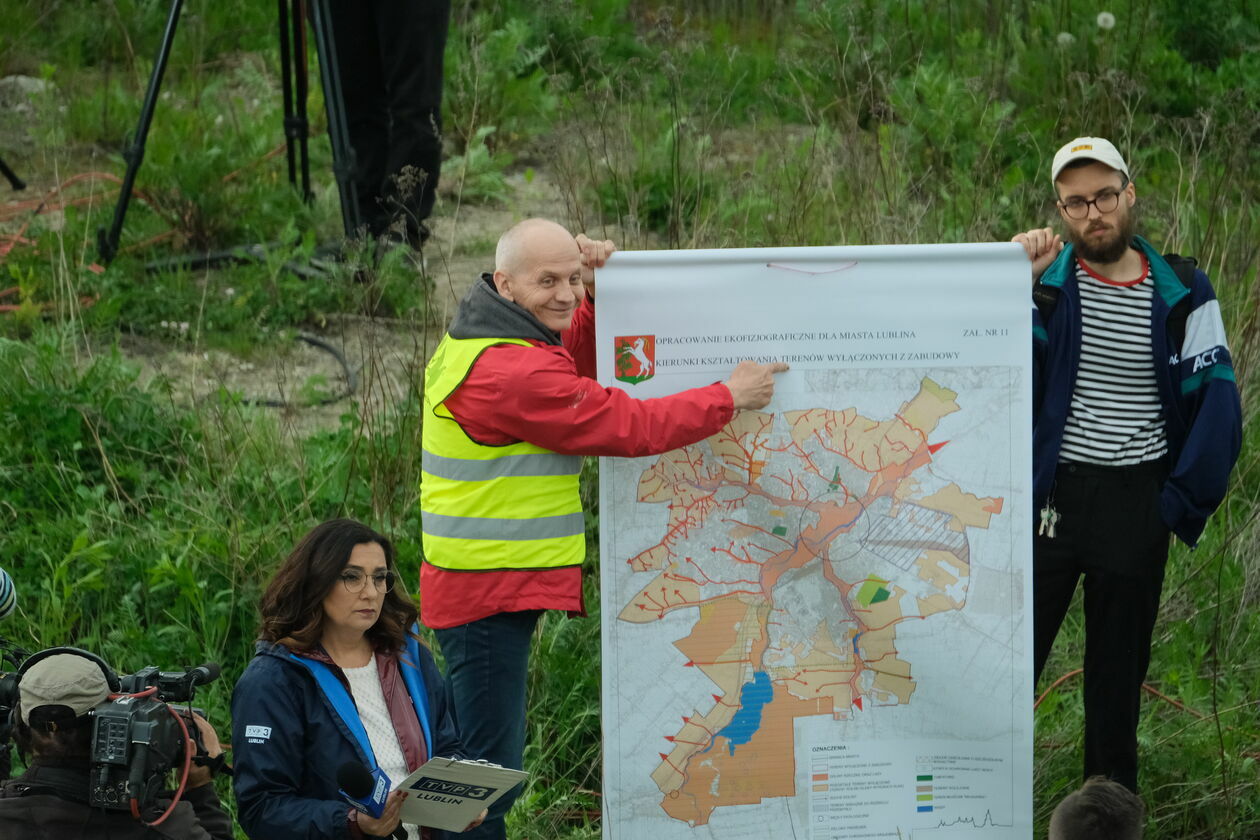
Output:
[
  {"xmin": 338, "ymin": 569, "xmax": 397, "ymax": 594},
  {"xmin": 1058, "ymin": 186, "xmax": 1125, "ymax": 220}
]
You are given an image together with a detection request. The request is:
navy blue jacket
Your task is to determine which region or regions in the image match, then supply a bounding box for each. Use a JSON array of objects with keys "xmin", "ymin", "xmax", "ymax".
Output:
[
  {"xmin": 1033, "ymin": 237, "xmax": 1242, "ymax": 546},
  {"xmin": 231, "ymin": 640, "xmax": 463, "ymax": 840}
]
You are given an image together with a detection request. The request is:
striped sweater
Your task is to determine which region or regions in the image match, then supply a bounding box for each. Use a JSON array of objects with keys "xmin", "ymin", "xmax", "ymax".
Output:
[{"xmin": 1059, "ymin": 256, "xmax": 1168, "ymax": 466}]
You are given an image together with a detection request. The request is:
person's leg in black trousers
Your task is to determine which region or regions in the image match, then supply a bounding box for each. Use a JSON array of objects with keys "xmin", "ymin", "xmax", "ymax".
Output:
[
  {"xmin": 322, "ymin": 4, "xmax": 390, "ymax": 238},
  {"xmin": 1033, "ymin": 465, "xmax": 1093, "ymax": 685},
  {"xmin": 1079, "ymin": 465, "xmax": 1169, "ymax": 793},
  {"xmin": 371, "ymin": 0, "xmax": 451, "ymax": 247},
  {"xmin": 1033, "ymin": 491, "xmax": 1086, "ymax": 683}
]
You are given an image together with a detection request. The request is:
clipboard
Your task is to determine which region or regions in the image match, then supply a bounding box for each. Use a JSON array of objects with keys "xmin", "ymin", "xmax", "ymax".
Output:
[{"xmin": 398, "ymin": 757, "xmax": 529, "ymax": 832}]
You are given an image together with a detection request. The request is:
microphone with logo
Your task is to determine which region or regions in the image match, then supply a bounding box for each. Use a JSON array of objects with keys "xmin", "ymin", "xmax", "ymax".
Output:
[{"xmin": 338, "ymin": 760, "xmax": 407, "ymax": 839}]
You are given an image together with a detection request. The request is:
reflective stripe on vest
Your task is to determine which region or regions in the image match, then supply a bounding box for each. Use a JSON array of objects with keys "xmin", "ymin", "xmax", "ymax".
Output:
[
  {"xmin": 288, "ymin": 628, "xmax": 432, "ymax": 769},
  {"xmin": 421, "ymin": 449, "xmax": 582, "ymax": 481},
  {"xmin": 420, "ymin": 335, "xmax": 585, "ymax": 572}
]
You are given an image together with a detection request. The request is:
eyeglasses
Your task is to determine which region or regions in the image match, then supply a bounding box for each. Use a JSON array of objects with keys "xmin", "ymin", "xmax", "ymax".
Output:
[
  {"xmin": 338, "ymin": 569, "xmax": 397, "ymax": 594},
  {"xmin": 1058, "ymin": 188, "xmax": 1124, "ymax": 220}
]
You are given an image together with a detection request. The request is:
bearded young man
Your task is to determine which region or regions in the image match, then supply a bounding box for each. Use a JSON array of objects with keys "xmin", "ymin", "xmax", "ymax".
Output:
[{"xmin": 1012, "ymin": 137, "xmax": 1241, "ymax": 793}]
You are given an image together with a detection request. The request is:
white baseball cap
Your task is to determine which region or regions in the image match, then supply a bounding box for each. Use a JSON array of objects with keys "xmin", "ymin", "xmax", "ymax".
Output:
[{"xmin": 1050, "ymin": 137, "xmax": 1130, "ymax": 184}]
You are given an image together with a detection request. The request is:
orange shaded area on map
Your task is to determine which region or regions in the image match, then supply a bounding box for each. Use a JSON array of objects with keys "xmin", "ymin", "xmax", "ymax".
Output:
[
  {"xmin": 914, "ymin": 549, "xmax": 967, "ymax": 590},
  {"xmin": 708, "ymin": 411, "xmax": 775, "ymax": 484},
  {"xmin": 917, "ymin": 482, "xmax": 1005, "ymax": 532},
  {"xmin": 783, "ymin": 379, "xmax": 959, "ymax": 477},
  {"xmin": 651, "ymin": 597, "xmax": 767, "ymax": 796},
  {"xmin": 617, "ymin": 563, "xmax": 707, "ymax": 623},
  {"xmin": 629, "ymin": 448, "xmax": 728, "ymax": 572},
  {"xmin": 768, "ymin": 622, "xmax": 856, "ymax": 712},
  {"xmin": 658, "ymin": 684, "xmax": 833, "ymax": 826}
]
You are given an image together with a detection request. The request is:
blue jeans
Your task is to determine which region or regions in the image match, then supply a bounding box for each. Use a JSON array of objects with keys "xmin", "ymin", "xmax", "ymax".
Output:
[{"xmin": 434, "ymin": 610, "xmax": 541, "ymax": 840}]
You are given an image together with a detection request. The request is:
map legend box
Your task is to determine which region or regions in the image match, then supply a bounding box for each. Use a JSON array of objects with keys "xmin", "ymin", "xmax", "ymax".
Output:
[{"xmin": 802, "ymin": 740, "xmax": 1020, "ymax": 838}]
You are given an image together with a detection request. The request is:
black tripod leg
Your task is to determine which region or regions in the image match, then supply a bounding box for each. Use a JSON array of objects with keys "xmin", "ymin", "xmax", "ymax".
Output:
[
  {"xmin": 0, "ymin": 155, "xmax": 24, "ymax": 191},
  {"xmin": 97, "ymin": 0, "xmax": 184, "ymax": 264},
  {"xmin": 294, "ymin": 0, "xmax": 312, "ymax": 202},
  {"xmin": 307, "ymin": 0, "xmax": 362, "ymax": 239},
  {"xmin": 278, "ymin": 0, "xmax": 298, "ymax": 189}
]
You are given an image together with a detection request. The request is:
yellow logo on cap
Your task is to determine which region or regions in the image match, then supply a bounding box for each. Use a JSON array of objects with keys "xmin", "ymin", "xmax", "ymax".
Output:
[{"xmin": 1071, "ymin": 144, "xmax": 1094, "ymax": 152}]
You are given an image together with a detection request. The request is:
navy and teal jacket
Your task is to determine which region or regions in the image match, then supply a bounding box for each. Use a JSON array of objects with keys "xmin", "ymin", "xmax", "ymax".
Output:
[
  {"xmin": 1032, "ymin": 236, "xmax": 1241, "ymax": 547},
  {"xmin": 231, "ymin": 638, "xmax": 463, "ymax": 840}
]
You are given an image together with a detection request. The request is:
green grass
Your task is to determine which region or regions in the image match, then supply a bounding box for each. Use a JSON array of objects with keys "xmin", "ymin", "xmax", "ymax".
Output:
[{"xmin": 1, "ymin": 1, "xmax": 1258, "ymax": 838}]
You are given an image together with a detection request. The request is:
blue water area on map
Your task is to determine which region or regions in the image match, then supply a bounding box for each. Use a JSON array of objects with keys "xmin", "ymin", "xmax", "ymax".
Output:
[{"xmin": 716, "ymin": 671, "xmax": 773, "ymax": 756}]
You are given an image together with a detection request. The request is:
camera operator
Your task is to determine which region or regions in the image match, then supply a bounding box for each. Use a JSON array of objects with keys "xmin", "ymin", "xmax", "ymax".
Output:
[{"xmin": 0, "ymin": 652, "xmax": 233, "ymax": 839}]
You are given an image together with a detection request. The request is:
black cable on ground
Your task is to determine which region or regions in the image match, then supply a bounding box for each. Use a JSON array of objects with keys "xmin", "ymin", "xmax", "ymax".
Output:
[{"xmin": 200, "ymin": 332, "xmax": 358, "ymax": 408}]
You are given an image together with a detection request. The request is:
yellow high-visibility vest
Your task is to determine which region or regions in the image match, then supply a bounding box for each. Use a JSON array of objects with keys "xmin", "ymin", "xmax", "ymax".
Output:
[{"xmin": 420, "ymin": 335, "xmax": 585, "ymax": 572}]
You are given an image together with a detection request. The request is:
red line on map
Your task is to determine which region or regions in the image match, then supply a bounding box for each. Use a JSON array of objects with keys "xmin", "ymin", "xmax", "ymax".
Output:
[{"xmin": 682, "ymin": 553, "xmax": 761, "ymax": 586}]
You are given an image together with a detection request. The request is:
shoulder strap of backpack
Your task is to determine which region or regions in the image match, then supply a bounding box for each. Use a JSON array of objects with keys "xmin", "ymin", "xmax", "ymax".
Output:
[
  {"xmin": 1032, "ymin": 280, "xmax": 1059, "ymax": 325},
  {"xmin": 1162, "ymin": 253, "xmax": 1196, "ymax": 352}
]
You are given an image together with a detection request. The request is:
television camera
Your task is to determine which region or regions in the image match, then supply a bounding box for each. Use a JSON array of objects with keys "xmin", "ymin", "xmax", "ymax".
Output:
[{"xmin": 0, "ymin": 641, "xmax": 222, "ymax": 815}]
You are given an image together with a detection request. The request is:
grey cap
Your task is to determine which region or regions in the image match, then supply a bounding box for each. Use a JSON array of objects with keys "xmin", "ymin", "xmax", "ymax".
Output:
[{"xmin": 20, "ymin": 654, "xmax": 111, "ymax": 724}]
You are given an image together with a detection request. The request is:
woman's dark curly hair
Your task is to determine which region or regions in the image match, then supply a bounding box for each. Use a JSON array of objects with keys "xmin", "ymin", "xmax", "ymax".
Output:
[{"xmin": 258, "ymin": 518, "xmax": 417, "ymax": 653}]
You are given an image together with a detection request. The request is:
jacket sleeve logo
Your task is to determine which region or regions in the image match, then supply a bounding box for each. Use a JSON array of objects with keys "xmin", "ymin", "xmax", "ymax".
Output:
[
  {"xmin": 1191, "ymin": 348, "xmax": 1221, "ymax": 371},
  {"xmin": 614, "ymin": 335, "xmax": 655, "ymax": 384}
]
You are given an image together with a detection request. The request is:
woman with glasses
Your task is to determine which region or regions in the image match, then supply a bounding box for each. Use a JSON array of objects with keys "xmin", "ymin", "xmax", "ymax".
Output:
[{"xmin": 232, "ymin": 518, "xmax": 481, "ymax": 840}]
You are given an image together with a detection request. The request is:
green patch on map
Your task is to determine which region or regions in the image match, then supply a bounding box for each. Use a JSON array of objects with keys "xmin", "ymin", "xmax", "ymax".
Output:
[{"xmin": 856, "ymin": 578, "xmax": 892, "ymax": 606}]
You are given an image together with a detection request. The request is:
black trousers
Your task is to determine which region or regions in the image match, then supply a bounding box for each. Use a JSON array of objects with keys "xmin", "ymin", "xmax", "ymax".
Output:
[
  {"xmin": 326, "ymin": 0, "xmax": 450, "ymax": 243},
  {"xmin": 1033, "ymin": 459, "xmax": 1170, "ymax": 793}
]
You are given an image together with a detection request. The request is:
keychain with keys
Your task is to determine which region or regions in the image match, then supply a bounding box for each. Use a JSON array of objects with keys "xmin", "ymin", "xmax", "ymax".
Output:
[{"xmin": 1038, "ymin": 503, "xmax": 1060, "ymax": 538}]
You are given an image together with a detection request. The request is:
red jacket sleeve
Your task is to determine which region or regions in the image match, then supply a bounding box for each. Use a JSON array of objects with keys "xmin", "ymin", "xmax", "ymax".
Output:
[
  {"xmin": 561, "ymin": 296, "xmax": 596, "ymax": 379},
  {"xmin": 443, "ymin": 342, "xmax": 734, "ymax": 457}
]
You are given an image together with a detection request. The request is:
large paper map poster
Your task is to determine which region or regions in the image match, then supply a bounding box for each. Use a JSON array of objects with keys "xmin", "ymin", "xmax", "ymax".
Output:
[{"xmin": 595, "ymin": 245, "xmax": 1034, "ymax": 840}]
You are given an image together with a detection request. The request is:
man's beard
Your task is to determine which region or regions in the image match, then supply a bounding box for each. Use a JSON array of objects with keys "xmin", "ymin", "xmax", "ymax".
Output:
[{"xmin": 1064, "ymin": 207, "xmax": 1137, "ymax": 263}]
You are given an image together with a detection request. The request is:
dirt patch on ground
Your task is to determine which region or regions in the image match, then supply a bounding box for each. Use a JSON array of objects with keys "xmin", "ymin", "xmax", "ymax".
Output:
[
  {"xmin": 0, "ymin": 73, "xmax": 593, "ymax": 440},
  {"xmin": 117, "ymin": 168, "xmax": 578, "ymax": 438}
]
